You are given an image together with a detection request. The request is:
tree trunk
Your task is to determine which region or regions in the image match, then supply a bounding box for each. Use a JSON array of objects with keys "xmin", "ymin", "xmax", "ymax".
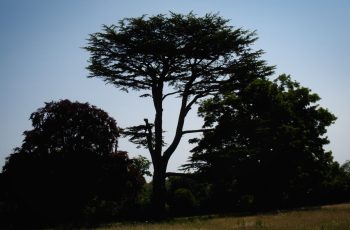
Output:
[
  {"xmin": 151, "ymin": 159, "xmax": 168, "ymax": 218},
  {"xmin": 150, "ymin": 84, "xmax": 168, "ymax": 218}
]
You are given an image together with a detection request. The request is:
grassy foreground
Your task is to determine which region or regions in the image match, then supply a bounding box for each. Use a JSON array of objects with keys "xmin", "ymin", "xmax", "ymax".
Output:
[{"xmin": 96, "ymin": 203, "xmax": 350, "ymax": 230}]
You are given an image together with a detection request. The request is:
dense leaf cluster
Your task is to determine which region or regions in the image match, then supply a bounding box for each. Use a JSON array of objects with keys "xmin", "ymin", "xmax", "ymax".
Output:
[
  {"xmin": 85, "ymin": 12, "xmax": 272, "ymax": 94},
  {"xmin": 1, "ymin": 100, "xmax": 144, "ymax": 227},
  {"xmin": 17, "ymin": 99, "xmax": 119, "ymax": 157},
  {"xmin": 184, "ymin": 75, "xmax": 342, "ymax": 210}
]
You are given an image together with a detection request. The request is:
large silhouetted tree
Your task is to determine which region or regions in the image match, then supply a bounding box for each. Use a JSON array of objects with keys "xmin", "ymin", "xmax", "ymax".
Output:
[{"xmin": 85, "ymin": 12, "xmax": 273, "ymax": 215}]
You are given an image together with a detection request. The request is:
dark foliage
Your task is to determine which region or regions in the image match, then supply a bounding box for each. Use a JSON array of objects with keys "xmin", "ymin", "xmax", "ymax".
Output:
[
  {"xmin": 84, "ymin": 12, "xmax": 274, "ymax": 215},
  {"xmin": 184, "ymin": 75, "xmax": 345, "ymax": 211},
  {"xmin": 1, "ymin": 100, "xmax": 144, "ymax": 228},
  {"xmin": 132, "ymin": 155, "xmax": 152, "ymax": 177},
  {"xmin": 166, "ymin": 176, "xmax": 211, "ymax": 216}
]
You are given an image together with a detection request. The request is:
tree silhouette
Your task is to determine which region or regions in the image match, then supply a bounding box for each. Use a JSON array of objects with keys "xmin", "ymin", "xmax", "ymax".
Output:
[
  {"xmin": 2, "ymin": 100, "xmax": 144, "ymax": 225},
  {"xmin": 185, "ymin": 75, "xmax": 337, "ymax": 209},
  {"xmin": 84, "ymin": 12, "xmax": 273, "ymax": 215}
]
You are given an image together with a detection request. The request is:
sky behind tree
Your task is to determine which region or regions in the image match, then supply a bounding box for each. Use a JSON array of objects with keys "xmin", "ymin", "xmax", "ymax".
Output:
[{"xmin": 1, "ymin": 0, "xmax": 349, "ymax": 172}]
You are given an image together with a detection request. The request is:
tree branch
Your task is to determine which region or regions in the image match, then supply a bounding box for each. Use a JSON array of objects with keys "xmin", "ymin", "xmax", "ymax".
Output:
[
  {"xmin": 163, "ymin": 74, "xmax": 198, "ymax": 160},
  {"xmin": 144, "ymin": 119, "xmax": 155, "ymax": 156},
  {"xmin": 184, "ymin": 85, "xmax": 221, "ymax": 112},
  {"xmin": 182, "ymin": 129, "xmax": 214, "ymax": 135},
  {"xmin": 162, "ymin": 90, "xmax": 183, "ymax": 100}
]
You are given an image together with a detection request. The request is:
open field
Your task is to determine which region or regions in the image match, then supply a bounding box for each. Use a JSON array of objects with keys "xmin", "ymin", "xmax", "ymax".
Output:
[{"xmin": 96, "ymin": 203, "xmax": 350, "ymax": 230}]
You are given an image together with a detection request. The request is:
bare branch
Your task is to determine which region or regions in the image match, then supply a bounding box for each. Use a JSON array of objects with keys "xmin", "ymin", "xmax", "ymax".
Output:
[
  {"xmin": 182, "ymin": 129, "xmax": 214, "ymax": 135},
  {"xmin": 162, "ymin": 90, "xmax": 183, "ymax": 100},
  {"xmin": 163, "ymin": 74, "xmax": 198, "ymax": 160},
  {"xmin": 184, "ymin": 84, "xmax": 221, "ymax": 112},
  {"xmin": 185, "ymin": 93, "xmax": 206, "ymax": 113}
]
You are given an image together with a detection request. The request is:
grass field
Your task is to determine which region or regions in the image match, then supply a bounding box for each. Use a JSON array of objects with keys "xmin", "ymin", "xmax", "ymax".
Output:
[{"xmin": 96, "ymin": 203, "xmax": 350, "ymax": 230}]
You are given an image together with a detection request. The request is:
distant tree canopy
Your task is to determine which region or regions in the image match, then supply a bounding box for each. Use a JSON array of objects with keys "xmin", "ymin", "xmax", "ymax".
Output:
[
  {"xmin": 185, "ymin": 75, "xmax": 339, "ymax": 210},
  {"xmin": 2, "ymin": 100, "xmax": 144, "ymax": 225},
  {"xmin": 15, "ymin": 99, "xmax": 120, "ymax": 157},
  {"xmin": 85, "ymin": 12, "xmax": 274, "ymax": 215},
  {"xmin": 132, "ymin": 155, "xmax": 152, "ymax": 177}
]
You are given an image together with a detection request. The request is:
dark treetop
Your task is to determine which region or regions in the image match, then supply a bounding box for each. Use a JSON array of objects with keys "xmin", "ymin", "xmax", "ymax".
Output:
[{"xmin": 85, "ymin": 12, "xmax": 274, "ymax": 215}]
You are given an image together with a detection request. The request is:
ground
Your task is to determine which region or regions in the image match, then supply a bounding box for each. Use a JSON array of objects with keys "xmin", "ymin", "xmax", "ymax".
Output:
[{"xmin": 96, "ymin": 203, "xmax": 350, "ymax": 230}]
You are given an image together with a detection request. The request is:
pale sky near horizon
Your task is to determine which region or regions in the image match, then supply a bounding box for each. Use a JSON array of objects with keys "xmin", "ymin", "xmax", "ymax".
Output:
[{"xmin": 1, "ymin": 0, "xmax": 349, "ymax": 173}]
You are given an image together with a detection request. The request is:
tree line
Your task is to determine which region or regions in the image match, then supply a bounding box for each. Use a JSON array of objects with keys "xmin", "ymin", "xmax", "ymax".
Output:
[{"xmin": 1, "ymin": 12, "xmax": 349, "ymax": 228}]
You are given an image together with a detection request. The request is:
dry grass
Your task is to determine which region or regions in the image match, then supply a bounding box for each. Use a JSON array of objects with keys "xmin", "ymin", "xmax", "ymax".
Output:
[{"xmin": 96, "ymin": 203, "xmax": 350, "ymax": 230}]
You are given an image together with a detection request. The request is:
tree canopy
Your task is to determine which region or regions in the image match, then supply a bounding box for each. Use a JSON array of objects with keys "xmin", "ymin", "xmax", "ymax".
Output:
[
  {"xmin": 2, "ymin": 100, "xmax": 144, "ymax": 225},
  {"xmin": 184, "ymin": 75, "xmax": 338, "ymax": 210},
  {"xmin": 85, "ymin": 12, "xmax": 274, "ymax": 214},
  {"xmin": 10, "ymin": 99, "xmax": 120, "ymax": 157}
]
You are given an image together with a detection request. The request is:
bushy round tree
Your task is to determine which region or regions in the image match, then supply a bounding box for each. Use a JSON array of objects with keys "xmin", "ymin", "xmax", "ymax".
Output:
[
  {"xmin": 2, "ymin": 100, "xmax": 144, "ymax": 225},
  {"xmin": 185, "ymin": 75, "xmax": 338, "ymax": 210}
]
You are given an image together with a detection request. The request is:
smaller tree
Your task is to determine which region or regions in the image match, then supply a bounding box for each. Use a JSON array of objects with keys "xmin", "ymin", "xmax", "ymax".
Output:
[
  {"xmin": 166, "ymin": 176, "xmax": 211, "ymax": 215},
  {"xmin": 2, "ymin": 100, "xmax": 144, "ymax": 225},
  {"xmin": 185, "ymin": 75, "xmax": 337, "ymax": 210},
  {"xmin": 132, "ymin": 155, "xmax": 152, "ymax": 177},
  {"xmin": 341, "ymin": 161, "xmax": 350, "ymax": 178},
  {"xmin": 327, "ymin": 161, "xmax": 350, "ymax": 202}
]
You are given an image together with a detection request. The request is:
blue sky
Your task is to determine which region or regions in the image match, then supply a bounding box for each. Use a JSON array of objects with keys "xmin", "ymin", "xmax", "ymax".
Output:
[{"xmin": 1, "ymin": 0, "xmax": 349, "ymax": 173}]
